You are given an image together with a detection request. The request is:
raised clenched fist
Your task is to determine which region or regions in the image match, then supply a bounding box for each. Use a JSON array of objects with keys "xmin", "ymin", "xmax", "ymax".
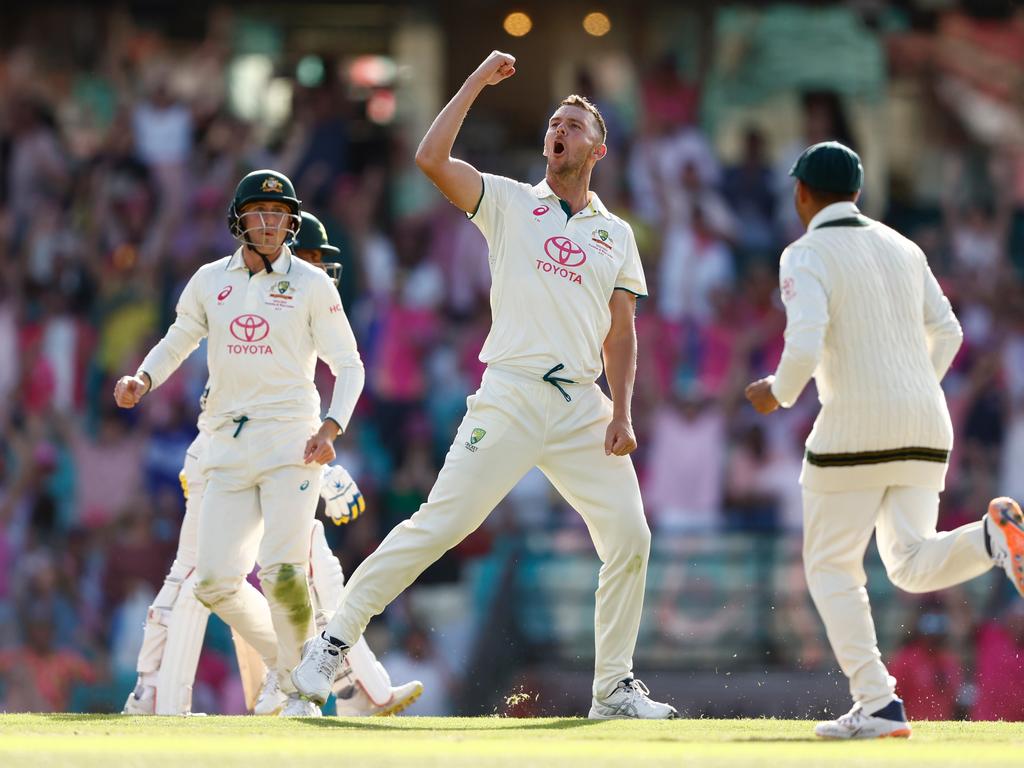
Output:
[{"xmin": 473, "ymin": 50, "xmax": 516, "ymax": 87}]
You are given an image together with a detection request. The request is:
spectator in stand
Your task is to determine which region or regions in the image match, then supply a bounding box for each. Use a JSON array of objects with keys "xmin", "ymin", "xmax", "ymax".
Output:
[
  {"xmin": 972, "ymin": 600, "xmax": 1024, "ymax": 721},
  {"xmin": 657, "ymin": 202, "xmax": 735, "ymax": 324},
  {"xmin": 629, "ymin": 52, "xmax": 717, "ymax": 226},
  {"xmin": 368, "ymin": 269, "xmax": 442, "ymax": 468},
  {"xmin": 941, "ymin": 154, "xmax": 1014, "ymax": 289},
  {"xmin": 724, "ymin": 424, "xmax": 781, "ymax": 533},
  {"xmin": 100, "ymin": 504, "xmax": 174, "ymax": 610},
  {"xmin": 644, "ymin": 379, "xmax": 726, "ymax": 532},
  {"xmin": 722, "ymin": 126, "xmax": 779, "ymax": 267},
  {"xmin": 887, "ymin": 610, "xmax": 964, "ymax": 721},
  {"xmin": 68, "ymin": 408, "xmax": 145, "ymax": 528},
  {"xmin": 6, "ymin": 96, "xmax": 70, "ymax": 235},
  {"xmin": 131, "ymin": 77, "xmax": 194, "ymax": 254},
  {"xmin": 12, "ymin": 547, "xmax": 81, "ymax": 645},
  {"xmin": 0, "ymin": 608, "xmax": 98, "ymax": 712}
]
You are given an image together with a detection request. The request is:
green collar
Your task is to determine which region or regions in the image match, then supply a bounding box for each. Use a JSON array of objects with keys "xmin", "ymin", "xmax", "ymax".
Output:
[{"xmin": 813, "ymin": 215, "xmax": 872, "ymax": 230}]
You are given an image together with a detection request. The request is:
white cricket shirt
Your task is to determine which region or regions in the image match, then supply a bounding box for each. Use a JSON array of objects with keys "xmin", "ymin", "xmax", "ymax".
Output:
[
  {"xmin": 140, "ymin": 246, "xmax": 364, "ymax": 430},
  {"xmin": 469, "ymin": 174, "xmax": 647, "ymax": 384},
  {"xmin": 770, "ymin": 202, "xmax": 963, "ymax": 492}
]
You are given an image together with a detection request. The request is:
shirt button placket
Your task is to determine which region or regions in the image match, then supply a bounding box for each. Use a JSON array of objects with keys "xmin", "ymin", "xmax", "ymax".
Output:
[{"xmin": 246, "ymin": 273, "xmax": 260, "ymax": 311}]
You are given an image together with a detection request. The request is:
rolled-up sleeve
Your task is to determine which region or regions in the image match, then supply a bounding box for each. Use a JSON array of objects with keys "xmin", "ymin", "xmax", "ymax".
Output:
[
  {"xmin": 771, "ymin": 245, "xmax": 830, "ymax": 408},
  {"xmin": 309, "ymin": 274, "xmax": 364, "ymax": 431},
  {"xmin": 139, "ymin": 272, "xmax": 208, "ymax": 389}
]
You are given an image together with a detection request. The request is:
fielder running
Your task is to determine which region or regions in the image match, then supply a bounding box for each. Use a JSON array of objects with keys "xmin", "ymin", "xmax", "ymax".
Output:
[
  {"xmin": 122, "ymin": 212, "xmax": 423, "ymax": 717},
  {"xmin": 293, "ymin": 50, "xmax": 676, "ymax": 719},
  {"xmin": 745, "ymin": 141, "xmax": 1024, "ymax": 739},
  {"xmin": 115, "ymin": 171, "xmax": 363, "ymax": 716}
]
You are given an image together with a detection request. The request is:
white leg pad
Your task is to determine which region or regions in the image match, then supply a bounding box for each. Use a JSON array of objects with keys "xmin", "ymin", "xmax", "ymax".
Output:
[
  {"xmin": 135, "ymin": 560, "xmax": 195, "ymax": 682},
  {"xmin": 308, "ymin": 519, "xmax": 345, "ymax": 630},
  {"xmin": 344, "ymin": 636, "xmax": 392, "ymax": 706},
  {"xmin": 155, "ymin": 570, "xmax": 211, "ymax": 715}
]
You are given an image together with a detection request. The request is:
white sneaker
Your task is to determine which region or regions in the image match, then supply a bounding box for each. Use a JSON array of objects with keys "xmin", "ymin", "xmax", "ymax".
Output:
[
  {"xmin": 121, "ymin": 682, "xmax": 155, "ymax": 715},
  {"xmin": 279, "ymin": 693, "xmax": 323, "ymax": 718},
  {"xmin": 253, "ymin": 668, "xmax": 288, "ymax": 716},
  {"xmin": 334, "ymin": 679, "xmax": 424, "ymax": 717},
  {"xmin": 986, "ymin": 497, "xmax": 1024, "ymax": 597},
  {"xmin": 588, "ymin": 678, "xmax": 677, "ymax": 720},
  {"xmin": 815, "ymin": 700, "xmax": 912, "ymax": 739},
  {"xmin": 291, "ymin": 632, "xmax": 348, "ymax": 705}
]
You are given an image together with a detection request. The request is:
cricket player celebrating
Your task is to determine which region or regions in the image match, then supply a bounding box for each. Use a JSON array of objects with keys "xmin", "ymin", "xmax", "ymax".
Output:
[
  {"xmin": 745, "ymin": 141, "xmax": 1024, "ymax": 738},
  {"xmin": 122, "ymin": 211, "xmax": 422, "ymax": 717},
  {"xmin": 293, "ymin": 50, "xmax": 675, "ymax": 719},
  {"xmin": 115, "ymin": 171, "xmax": 364, "ymax": 717}
]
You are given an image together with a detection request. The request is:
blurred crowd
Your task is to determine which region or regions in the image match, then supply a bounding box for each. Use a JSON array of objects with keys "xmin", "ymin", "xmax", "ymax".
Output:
[{"xmin": 1, "ymin": 5, "xmax": 1023, "ymax": 716}]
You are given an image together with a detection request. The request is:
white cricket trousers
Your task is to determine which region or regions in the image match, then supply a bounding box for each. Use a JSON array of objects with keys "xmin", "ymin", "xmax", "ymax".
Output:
[
  {"xmin": 195, "ymin": 417, "xmax": 322, "ymax": 694},
  {"xmin": 802, "ymin": 485, "xmax": 992, "ymax": 713},
  {"xmin": 326, "ymin": 366, "xmax": 652, "ymax": 699}
]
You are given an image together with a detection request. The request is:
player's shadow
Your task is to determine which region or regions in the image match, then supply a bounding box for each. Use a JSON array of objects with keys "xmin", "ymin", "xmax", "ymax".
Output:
[
  {"xmin": 298, "ymin": 718, "xmax": 602, "ymax": 732},
  {"xmin": 39, "ymin": 714, "xmax": 128, "ymax": 723}
]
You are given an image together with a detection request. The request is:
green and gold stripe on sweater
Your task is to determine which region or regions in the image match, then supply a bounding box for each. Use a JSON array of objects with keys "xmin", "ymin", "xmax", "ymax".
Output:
[{"xmin": 806, "ymin": 446, "xmax": 950, "ymax": 467}]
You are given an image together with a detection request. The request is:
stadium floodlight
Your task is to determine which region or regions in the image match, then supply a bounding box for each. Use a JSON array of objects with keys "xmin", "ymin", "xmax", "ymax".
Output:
[
  {"xmin": 583, "ymin": 12, "xmax": 611, "ymax": 36},
  {"xmin": 503, "ymin": 12, "xmax": 532, "ymax": 37}
]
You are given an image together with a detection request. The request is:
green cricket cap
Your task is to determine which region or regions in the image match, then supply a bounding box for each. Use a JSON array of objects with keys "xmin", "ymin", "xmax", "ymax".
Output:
[{"xmin": 789, "ymin": 141, "xmax": 863, "ymax": 194}]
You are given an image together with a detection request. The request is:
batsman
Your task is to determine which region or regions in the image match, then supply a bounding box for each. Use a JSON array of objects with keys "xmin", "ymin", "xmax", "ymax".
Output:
[{"xmin": 115, "ymin": 171, "xmax": 364, "ymax": 716}]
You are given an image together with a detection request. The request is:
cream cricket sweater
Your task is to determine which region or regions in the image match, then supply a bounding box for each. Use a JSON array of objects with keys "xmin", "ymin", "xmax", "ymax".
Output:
[{"xmin": 769, "ymin": 202, "xmax": 963, "ymax": 492}]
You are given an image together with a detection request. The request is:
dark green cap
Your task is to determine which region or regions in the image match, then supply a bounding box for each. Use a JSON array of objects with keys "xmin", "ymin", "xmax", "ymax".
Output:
[
  {"xmin": 789, "ymin": 141, "xmax": 863, "ymax": 194},
  {"xmin": 292, "ymin": 211, "xmax": 340, "ymax": 257}
]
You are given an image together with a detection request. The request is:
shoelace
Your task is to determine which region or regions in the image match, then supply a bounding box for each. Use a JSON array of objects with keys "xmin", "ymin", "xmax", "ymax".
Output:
[
  {"xmin": 260, "ymin": 669, "xmax": 279, "ymax": 695},
  {"xmin": 315, "ymin": 642, "xmax": 340, "ymax": 677},
  {"xmin": 620, "ymin": 678, "xmax": 652, "ymax": 700},
  {"xmin": 835, "ymin": 705, "xmax": 866, "ymax": 729}
]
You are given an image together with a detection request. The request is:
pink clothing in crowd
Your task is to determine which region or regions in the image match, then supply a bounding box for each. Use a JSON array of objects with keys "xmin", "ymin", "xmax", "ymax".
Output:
[
  {"xmin": 971, "ymin": 621, "xmax": 1024, "ymax": 721},
  {"xmin": 643, "ymin": 405, "xmax": 726, "ymax": 531},
  {"xmin": 372, "ymin": 304, "xmax": 438, "ymax": 401},
  {"xmin": 70, "ymin": 427, "xmax": 143, "ymax": 527}
]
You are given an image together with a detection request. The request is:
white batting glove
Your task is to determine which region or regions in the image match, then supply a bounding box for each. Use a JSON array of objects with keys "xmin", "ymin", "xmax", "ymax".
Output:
[{"xmin": 320, "ymin": 463, "xmax": 365, "ymax": 526}]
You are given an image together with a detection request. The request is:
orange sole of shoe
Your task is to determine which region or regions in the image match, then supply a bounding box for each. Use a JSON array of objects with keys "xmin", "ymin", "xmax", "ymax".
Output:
[
  {"xmin": 882, "ymin": 728, "xmax": 912, "ymax": 738},
  {"xmin": 375, "ymin": 688, "xmax": 423, "ymax": 717},
  {"xmin": 816, "ymin": 729, "xmax": 912, "ymax": 740},
  {"xmin": 989, "ymin": 497, "xmax": 1024, "ymax": 595}
]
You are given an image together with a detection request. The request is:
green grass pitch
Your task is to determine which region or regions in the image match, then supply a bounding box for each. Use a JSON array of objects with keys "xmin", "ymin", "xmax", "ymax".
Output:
[{"xmin": 1, "ymin": 714, "xmax": 1020, "ymax": 767}]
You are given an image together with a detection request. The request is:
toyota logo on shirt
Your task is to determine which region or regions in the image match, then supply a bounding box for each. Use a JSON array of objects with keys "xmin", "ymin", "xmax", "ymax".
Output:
[
  {"xmin": 544, "ymin": 236, "xmax": 587, "ymax": 268},
  {"xmin": 230, "ymin": 314, "xmax": 270, "ymax": 342}
]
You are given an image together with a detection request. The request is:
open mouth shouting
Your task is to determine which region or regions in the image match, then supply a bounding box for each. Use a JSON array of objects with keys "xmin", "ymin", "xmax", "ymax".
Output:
[{"xmin": 552, "ymin": 140, "xmax": 565, "ymax": 157}]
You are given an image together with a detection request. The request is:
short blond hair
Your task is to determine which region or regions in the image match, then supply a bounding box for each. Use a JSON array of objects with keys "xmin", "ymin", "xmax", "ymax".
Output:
[{"xmin": 559, "ymin": 94, "xmax": 607, "ymax": 145}]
